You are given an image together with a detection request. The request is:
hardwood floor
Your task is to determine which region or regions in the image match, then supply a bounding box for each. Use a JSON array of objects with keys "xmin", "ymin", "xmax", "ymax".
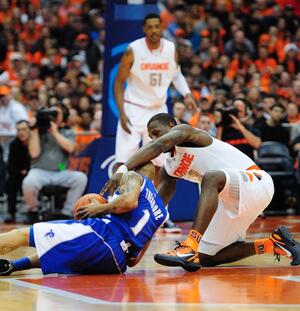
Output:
[{"xmin": 1, "ymin": 216, "xmax": 300, "ymax": 310}]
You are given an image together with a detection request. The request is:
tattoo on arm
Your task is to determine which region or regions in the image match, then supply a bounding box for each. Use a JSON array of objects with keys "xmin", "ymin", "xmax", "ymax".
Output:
[{"xmin": 119, "ymin": 171, "xmax": 142, "ymax": 194}]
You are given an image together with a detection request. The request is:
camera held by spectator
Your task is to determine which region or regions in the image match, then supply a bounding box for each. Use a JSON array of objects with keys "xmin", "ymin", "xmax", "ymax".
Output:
[
  {"xmin": 35, "ymin": 107, "xmax": 59, "ymax": 133},
  {"xmin": 218, "ymin": 98, "xmax": 262, "ymax": 159},
  {"xmin": 219, "ymin": 106, "xmax": 239, "ymax": 128}
]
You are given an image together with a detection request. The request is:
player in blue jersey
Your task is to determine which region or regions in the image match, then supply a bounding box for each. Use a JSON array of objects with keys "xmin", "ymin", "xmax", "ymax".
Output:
[{"xmin": 0, "ymin": 163, "xmax": 168, "ymax": 276}]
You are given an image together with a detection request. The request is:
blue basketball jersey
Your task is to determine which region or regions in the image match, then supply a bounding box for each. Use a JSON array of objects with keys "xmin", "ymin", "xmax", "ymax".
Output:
[
  {"xmin": 103, "ymin": 176, "xmax": 169, "ymax": 257},
  {"xmin": 30, "ymin": 176, "xmax": 168, "ymax": 274}
]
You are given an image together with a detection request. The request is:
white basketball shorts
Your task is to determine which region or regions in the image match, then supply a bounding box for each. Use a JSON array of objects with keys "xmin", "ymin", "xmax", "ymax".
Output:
[
  {"xmin": 115, "ymin": 103, "xmax": 168, "ymax": 166},
  {"xmin": 199, "ymin": 168, "xmax": 274, "ymax": 256}
]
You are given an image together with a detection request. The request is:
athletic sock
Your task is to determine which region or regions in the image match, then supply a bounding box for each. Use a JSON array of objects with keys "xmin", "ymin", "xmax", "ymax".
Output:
[
  {"xmin": 185, "ymin": 229, "xmax": 202, "ymax": 252},
  {"xmin": 255, "ymin": 238, "xmax": 288, "ymax": 256},
  {"xmin": 12, "ymin": 257, "xmax": 32, "ymax": 272},
  {"xmin": 254, "ymin": 238, "xmax": 276, "ymax": 255}
]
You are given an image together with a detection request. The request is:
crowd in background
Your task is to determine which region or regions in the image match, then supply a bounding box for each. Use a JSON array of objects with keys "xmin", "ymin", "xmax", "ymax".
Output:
[
  {"xmin": 0, "ymin": 0, "xmax": 300, "ymax": 220},
  {"xmin": 164, "ymin": 0, "xmax": 300, "ymax": 161},
  {"xmin": 0, "ymin": 0, "xmax": 104, "ymax": 135}
]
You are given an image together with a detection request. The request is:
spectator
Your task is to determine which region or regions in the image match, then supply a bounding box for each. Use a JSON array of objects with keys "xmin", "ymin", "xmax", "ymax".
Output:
[
  {"xmin": 256, "ymin": 103, "xmax": 290, "ymax": 147},
  {"xmin": 5, "ymin": 120, "xmax": 31, "ymax": 223},
  {"xmin": 0, "ymin": 85, "xmax": 28, "ymax": 161},
  {"xmin": 282, "ymin": 43, "xmax": 300, "ymax": 76},
  {"xmin": 218, "ymin": 98, "xmax": 261, "ymax": 159},
  {"xmin": 255, "ymin": 45, "xmax": 277, "ymax": 92},
  {"xmin": 291, "ymin": 80, "xmax": 300, "ymax": 107},
  {"xmin": 254, "ymin": 94, "xmax": 276, "ymax": 127},
  {"xmin": 287, "ymin": 102, "xmax": 300, "ymax": 124},
  {"xmin": 71, "ymin": 33, "xmax": 102, "ymax": 75},
  {"xmin": 22, "ymin": 103, "xmax": 87, "ymax": 223},
  {"xmin": 173, "ymin": 101, "xmax": 187, "ymax": 124},
  {"xmin": 195, "ymin": 113, "xmax": 215, "ymax": 137},
  {"xmin": 189, "ymin": 97, "xmax": 215, "ymax": 127},
  {"xmin": 224, "ymin": 30, "xmax": 255, "ymax": 59},
  {"xmin": 0, "ymin": 85, "xmax": 28, "ymax": 136},
  {"xmin": 88, "ymin": 78, "xmax": 102, "ymax": 104},
  {"xmin": 90, "ymin": 109, "xmax": 102, "ymax": 132}
]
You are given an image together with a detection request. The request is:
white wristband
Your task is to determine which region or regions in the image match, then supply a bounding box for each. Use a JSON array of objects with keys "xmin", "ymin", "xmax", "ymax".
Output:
[{"xmin": 116, "ymin": 164, "xmax": 128, "ymax": 174}]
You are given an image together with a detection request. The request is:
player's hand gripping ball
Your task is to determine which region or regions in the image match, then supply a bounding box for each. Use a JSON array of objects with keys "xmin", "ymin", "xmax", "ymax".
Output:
[{"xmin": 73, "ymin": 193, "xmax": 107, "ymax": 220}]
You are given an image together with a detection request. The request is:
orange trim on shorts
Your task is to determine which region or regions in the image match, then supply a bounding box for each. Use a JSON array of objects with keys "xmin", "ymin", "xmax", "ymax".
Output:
[{"xmin": 246, "ymin": 165, "xmax": 261, "ymax": 171}]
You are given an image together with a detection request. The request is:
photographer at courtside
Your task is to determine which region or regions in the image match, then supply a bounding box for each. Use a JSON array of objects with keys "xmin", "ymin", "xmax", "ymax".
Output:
[
  {"xmin": 217, "ymin": 98, "xmax": 262, "ymax": 159},
  {"xmin": 22, "ymin": 103, "xmax": 87, "ymax": 223}
]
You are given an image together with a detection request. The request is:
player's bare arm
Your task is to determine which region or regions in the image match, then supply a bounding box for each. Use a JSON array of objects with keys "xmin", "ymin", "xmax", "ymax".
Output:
[
  {"xmin": 157, "ymin": 166, "xmax": 177, "ymax": 206},
  {"xmin": 114, "ymin": 46, "xmax": 134, "ymax": 133},
  {"xmin": 126, "ymin": 124, "xmax": 212, "ymax": 170},
  {"xmin": 76, "ymin": 172, "xmax": 143, "ymax": 219},
  {"xmin": 101, "ymin": 125, "xmax": 211, "ymax": 195},
  {"xmin": 127, "ymin": 240, "xmax": 152, "ymax": 267},
  {"xmin": 173, "ymin": 49, "xmax": 197, "ymax": 112}
]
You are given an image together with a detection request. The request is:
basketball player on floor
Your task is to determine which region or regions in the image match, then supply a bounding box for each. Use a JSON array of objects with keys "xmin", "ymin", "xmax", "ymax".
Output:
[
  {"xmin": 114, "ymin": 13, "xmax": 196, "ymax": 233},
  {"xmin": 102, "ymin": 113, "xmax": 300, "ymax": 271},
  {"xmin": 0, "ymin": 163, "xmax": 168, "ymax": 276}
]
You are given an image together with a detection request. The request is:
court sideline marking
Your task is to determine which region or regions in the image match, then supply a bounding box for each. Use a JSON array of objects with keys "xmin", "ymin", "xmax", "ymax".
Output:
[{"xmin": 1, "ymin": 277, "xmax": 300, "ymax": 308}]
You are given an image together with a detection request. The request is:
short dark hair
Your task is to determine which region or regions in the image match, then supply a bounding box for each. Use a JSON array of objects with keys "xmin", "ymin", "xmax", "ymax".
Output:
[
  {"xmin": 271, "ymin": 103, "xmax": 285, "ymax": 111},
  {"xmin": 16, "ymin": 120, "xmax": 29, "ymax": 126},
  {"xmin": 147, "ymin": 113, "xmax": 177, "ymax": 127},
  {"xmin": 143, "ymin": 13, "xmax": 161, "ymax": 26}
]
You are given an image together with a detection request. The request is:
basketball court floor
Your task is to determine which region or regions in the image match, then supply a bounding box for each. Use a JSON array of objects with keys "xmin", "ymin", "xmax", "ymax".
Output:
[{"xmin": 1, "ymin": 216, "xmax": 300, "ymax": 311}]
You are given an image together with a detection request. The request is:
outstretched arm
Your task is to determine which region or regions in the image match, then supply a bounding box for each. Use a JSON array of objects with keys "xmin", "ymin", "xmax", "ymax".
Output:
[
  {"xmin": 126, "ymin": 125, "xmax": 190, "ymax": 170},
  {"xmin": 101, "ymin": 125, "xmax": 191, "ymax": 195}
]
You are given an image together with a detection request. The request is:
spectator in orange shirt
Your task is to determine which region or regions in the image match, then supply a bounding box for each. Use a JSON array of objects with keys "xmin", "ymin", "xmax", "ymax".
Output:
[
  {"xmin": 226, "ymin": 51, "xmax": 253, "ymax": 83},
  {"xmin": 255, "ymin": 45, "xmax": 277, "ymax": 77},
  {"xmin": 19, "ymin": 20, "xmax": 41, "ymax": 50},
  {"xmin": 255, "ymin": 45, "xmax": 277, "ymax": 90},
  {"xmin": 189, "ymin": 97, "xmax": 215, "ymax": 127}
]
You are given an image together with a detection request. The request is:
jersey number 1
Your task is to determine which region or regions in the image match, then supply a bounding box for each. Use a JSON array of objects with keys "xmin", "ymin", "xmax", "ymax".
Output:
[
  {"xmin": 131, "ymin": 209, "xmax": 150, "ymax": 236},
  {"xmin": 149, "ymin": 73, "xmax": 162, "ymax": 86}
]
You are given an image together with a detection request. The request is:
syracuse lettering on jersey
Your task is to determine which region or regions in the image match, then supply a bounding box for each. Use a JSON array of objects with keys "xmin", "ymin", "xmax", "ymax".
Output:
[
  {"xmin": 173, "ymin": 153, "xmax": 195, "ymax": 177},
  {"xmin": 145, "ymin": 188, "xmax": 164, "ymax": 221},
  {"xmin": 140, "ymin": 63, "xmax": 169, "ymax": 70}
]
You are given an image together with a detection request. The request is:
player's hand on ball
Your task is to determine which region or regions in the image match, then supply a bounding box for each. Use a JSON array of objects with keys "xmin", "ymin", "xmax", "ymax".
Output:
[
  {"xmin": 75, "ymin": 198, "xmax": 106, "ymax": 219},
  {"xmin": 73, "ymin": 194, "xmax": 107, "ymax": 220}
]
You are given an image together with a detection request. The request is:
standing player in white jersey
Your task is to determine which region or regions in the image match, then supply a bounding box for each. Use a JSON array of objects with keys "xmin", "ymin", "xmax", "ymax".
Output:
[
  {"xmin": 103, "ymin": 113, "xmax": 300, "ymax": 271},
  {"xmin": 114, "ymin": 13, "xmax": 196, "ymax": 232}
]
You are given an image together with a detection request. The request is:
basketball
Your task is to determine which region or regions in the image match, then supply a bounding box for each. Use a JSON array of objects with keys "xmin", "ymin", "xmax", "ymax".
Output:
[{"xmin": 73, "ymin": 193, "xmax": 107, "ymax": 220}]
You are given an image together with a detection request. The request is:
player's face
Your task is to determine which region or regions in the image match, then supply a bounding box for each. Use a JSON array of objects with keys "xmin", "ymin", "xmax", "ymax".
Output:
[
  {"xmin": 143, "ymin": 18, "xmax": 162, "ymax": 44},
  {"xmin": 148, "ymin": 120, "xmax": 170, "ymax": 140}
]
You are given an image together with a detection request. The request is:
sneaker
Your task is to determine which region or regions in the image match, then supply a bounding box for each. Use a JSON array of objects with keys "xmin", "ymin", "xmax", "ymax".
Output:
[
  {"xmin": 270, "ymin": 226, "xmax": 300, "ymax": 266},
  {"xmin": 161, "ymin": 219, "xmax": 182, "ymax": 234},
  {"xmin": 0, "ymin": 259, "xmax": 14, "ymax": 276},
  {"xmin": 154, "ymin": 241, "xmax": 201, "ymax": 272}
]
